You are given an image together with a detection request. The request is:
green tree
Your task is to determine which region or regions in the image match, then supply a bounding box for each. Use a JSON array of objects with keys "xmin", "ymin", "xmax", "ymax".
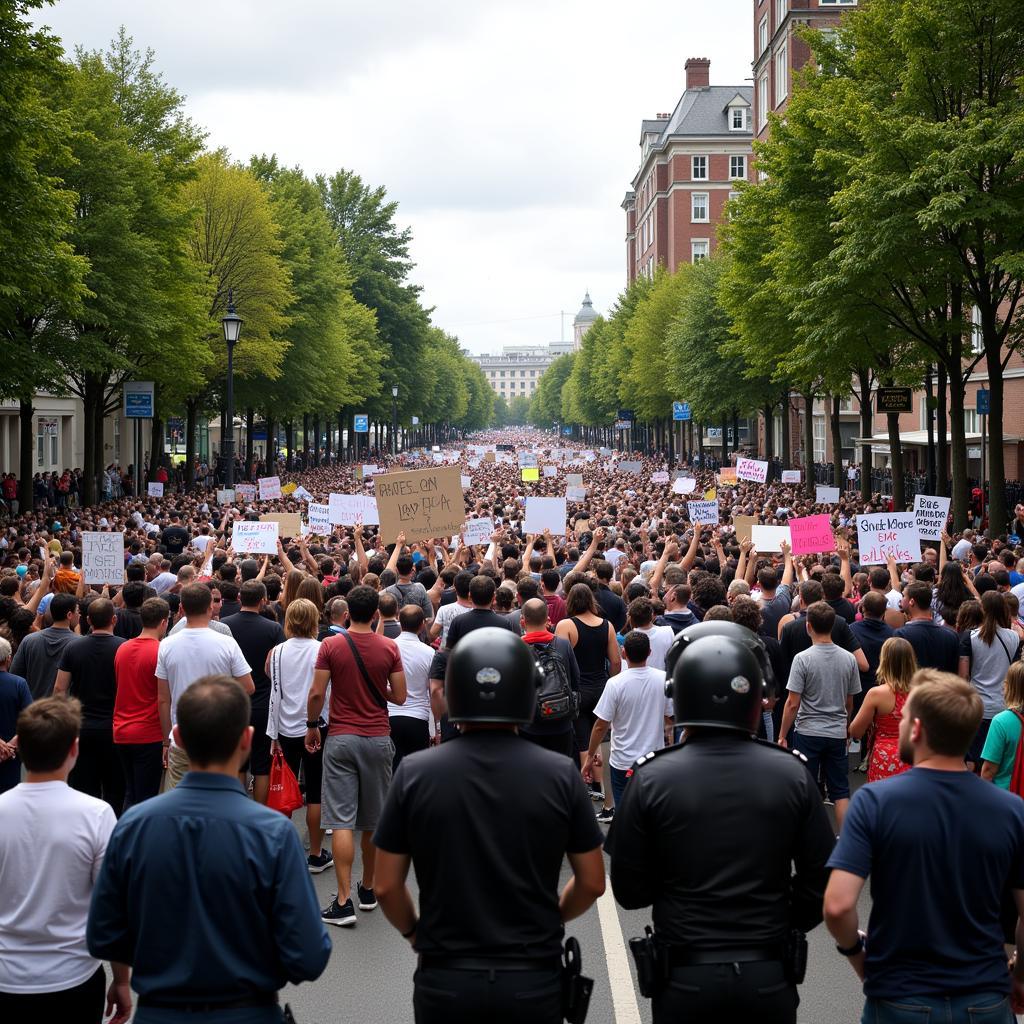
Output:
[{"xmin": 529, "ymin": 353, "xmax": 575, "ymax": 427}]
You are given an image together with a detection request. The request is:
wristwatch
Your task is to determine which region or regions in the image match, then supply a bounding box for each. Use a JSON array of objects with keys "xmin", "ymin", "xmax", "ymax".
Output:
[
  {"xmin": 305, "ymin": 720, "xmax": 320, "ymax": 729},
  {"xmin": 836, "ymin": 933, "xmax": 865, "ymax": 957}
]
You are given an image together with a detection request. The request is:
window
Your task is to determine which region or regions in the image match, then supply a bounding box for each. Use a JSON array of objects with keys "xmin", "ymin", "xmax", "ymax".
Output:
[
  {"xmin": 730, "ymin": 106, "xmax": 747, "ymax": 130},
  {"xmin": 970, "ymin": 305, "xmax": 984, "ymax": 354},
  {"xmin": 964, "ymin": 409, "xmax": 979, "ymax": 434},
  {"xmin": 691, "ymin": 239, "xmax": 709, "ymax": 262},
  {"xmin": 691, "ymin": 155, "xmax": 707, "ymax": 180},
  {"xmin": 775, "ymin": 42, "xmax": 788, "ymax": 104},
  {"xmin": 775, "ymin": 0, "xmax": 786, "ymax": 27},
  {"xmin": 36, "ymin": 432, "xmax": 44, "ymax": 469},
  {"xmin": 813, "ymin": 415, "xmax": 826, "ymax": 461},
  {"xmin": 730, "ymin": 155, "xmax": 747, "ymax": 179},
  {"xmin": 819, "ymin": 0, "xmax": 856, "ymax": 4},
  {"xmin": 691, "ymin": 192, "xmax": 709, "ymax": 222},
  {"xmin": 758, "ymin": 16, "xmax": 768, "ymax": 54},
  {"xmin": 520, "ymin": 370, "xmax": 526, "ymax": 377},
  {"xmin": 758, "ymin": 74, "xmax": 768, "ymax": 129},
  {"xmin": 50, "ymin": 433, "xmax": 58, "ymax": 466}
]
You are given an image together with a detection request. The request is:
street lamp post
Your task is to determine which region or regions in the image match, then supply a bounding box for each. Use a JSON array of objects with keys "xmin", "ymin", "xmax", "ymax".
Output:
[
  {"xmin": 391, "ymin": 385, "xmax": 399, "ymax": 458},
  {"xmin": 221, "ymin": 290, "xmax": 243, "ymax": 487}
]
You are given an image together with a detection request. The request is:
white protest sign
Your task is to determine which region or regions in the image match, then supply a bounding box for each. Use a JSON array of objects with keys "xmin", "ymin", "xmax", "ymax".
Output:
[
  {"xmin": 751, "ymin": 524, "xmax": 792, "ymax": 553},
  {"xmin": 461, "ymin": 475, "xmax": 472, "ymax": 489},
  {"xmin": 292, "ymin": 485, "xmax": 313, "ymax": 502},
  {"xmin": 362, "ymin": 465, "xmax": 380, "ymax": 477},
  {"xmin": 815, "ymin": 486, "xmax": 841, "ymax": 504},
  {"xmin": 856, "ymin": 512, "xmax": 922, "ymax": 565},
  {"xmin": 82, "ymin": 531, "xmax": 124, "ymax": 585},
  {"xmin": 217, "ymin": 488, "xmax": 236, "ymax": 505},
  {"xmin": 307, "ymin": 503, "xmax": 332, "ymax": 535},
  {"xmin": 258, "ymin": 476, "xmax": 281, "ymax": 501},
  {"xmin": 736, "ymin": 457, "xmax": 768, "ymax": 483},
  {"xmin": 543, "ymin": 465, "xmax": 557, "ymax": 478},
  {"xmin": 147, "ymin": 482, "xmax": 164, "ymax": 498},
  {"xmin": 781, "ymin": 470, "xmax": 801, "ymax": 484},
  {"xmin": 231, "ymin": 520, "xmax": 279, "ymax": 554},
  {"xmin": 651, "ymin": 471, "xmax": 670, "ymax": 485},
  {"xmin": 914, "ymin": 494, "xmax": 951, "ymax": 541},
  {"xmin": 463, "ymin": 517, "xmax": 494, "ymax": 546},
  {"xmin": 518, "ymin": 451, "xmax": 538, "ymax": 468},
  {"xmin": 566, "ymin": 473, "xmax": 583, "ymax": 486},
  {"xmin": 328, "ymin": 492, "xmax": 380, "ymax": 526},
  {"xmin": 235, "ymin": 483, "xmax": 256, "ymax": 503},
  {"xmin": 673, "ymin": 477, "xmax": 697, "ymax": 495},
  {"xmin": 566, "ymin": 485, "xmax": 587, "ymax": 502},
  {"xmin": 524, "ymin": 497, "xmax": 567, "ymax": 535},
  {"xmin": 468, "ymin": 458, "xmax": 481, "ymax": 469},
  {"xmin": 687, "ymin": 500, "xmax": 720, "ymax": 525}
]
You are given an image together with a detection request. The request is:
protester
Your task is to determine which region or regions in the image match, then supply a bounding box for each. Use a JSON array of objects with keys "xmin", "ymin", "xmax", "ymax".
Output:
[
  {"xmin": 0, "ymin": 636, "xmax": 31, "ymax": 793},
  {"xmin": 980, "ymin": 661, "xmax": 1024, "ymax": 788}
]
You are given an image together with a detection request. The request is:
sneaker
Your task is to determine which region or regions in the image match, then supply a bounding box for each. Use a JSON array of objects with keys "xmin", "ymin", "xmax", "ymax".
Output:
[
  {"xmin": 596, "ymin": 807, "xmax": 615, "ymax": 824},
  {"xmin": 307, "ymin": 850, "xmax": 334, "ymax": 874},
  {"xmin": 589, "ymin": 789, "xmax": 605, "ymax": 802},
  {"xmin": 357, "ymin": 882, "xmax": 378, "ymax": 911},
  {"xmin": 321, "ymin": 896, "xmax": 356, "ymax": 927}
]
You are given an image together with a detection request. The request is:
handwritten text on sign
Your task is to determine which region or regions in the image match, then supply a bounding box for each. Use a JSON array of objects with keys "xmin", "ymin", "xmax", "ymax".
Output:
[
  {"xmin": 374, "ymin": 466, "xmax": 464, "ymax": 541},
  {"xmin": 856, "ymin": 512, "xmax": 921, "ymax": 565},
  {"xmin": 328, "ymin": 493, "xmax": 380, "ymax": 526},
  {"xmin": 736, "ymin": 457, "xmax": 768, "ymax": 483},
  {"xmin": 82, "ymin": 531, "xmax": 125, "ymax": 585},
  {"xmin": 914, "ymin": 494, "xmax": 951, "ymax": 541},
  {"xmin": 258, "ymin": 476, "xmax": 281, "ymax": 501},
  {"xmin": 781, "ymin": 470, "xmax": 801, "ymax": 484},
  {"xmin": 307, "ymin": 503, "xmax": 332, "ymax": 535},
  {"xmin": 231, "ymin": 521, "xmax": 279, "ymax": 554},
  {"xmin": 462, "ymin": 517, "xmax": 494, "ymax": 546},
  {"xmin": 789, "ymin": 515, "xmax": 835, "ymax": 555},
  {"xmin": 687, "ymin": 500, "xmax": 720, "ymax": 525}
]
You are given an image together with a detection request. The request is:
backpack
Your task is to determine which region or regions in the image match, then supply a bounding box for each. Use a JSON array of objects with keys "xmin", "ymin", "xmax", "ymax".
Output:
[{"xmin": 531, "ymin": 641, "xmax": 577, "ymax": 723}]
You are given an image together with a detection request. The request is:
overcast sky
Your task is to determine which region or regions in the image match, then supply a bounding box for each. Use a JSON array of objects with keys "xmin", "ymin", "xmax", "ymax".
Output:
[{"xmin": 36, "ymin": 0, "xmax": 752, "ymax": 355}]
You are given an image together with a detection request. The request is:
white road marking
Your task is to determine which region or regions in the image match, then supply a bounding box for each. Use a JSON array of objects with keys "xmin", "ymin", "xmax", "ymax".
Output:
[{"xmin": 596, "ymin": 883, "xmax": 643, "ymax": 1024}]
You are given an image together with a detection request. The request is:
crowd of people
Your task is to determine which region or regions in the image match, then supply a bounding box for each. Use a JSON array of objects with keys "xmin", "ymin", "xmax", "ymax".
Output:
[{"xmin": 2, "ymin": 427, "xmax": 1024, "ymax": 1023}]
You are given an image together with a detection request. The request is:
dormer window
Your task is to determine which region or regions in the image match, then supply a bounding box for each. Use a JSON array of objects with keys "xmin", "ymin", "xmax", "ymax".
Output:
[{"xmin": 730, "ymin": 107, "xmax": 747, "ymax": 130}]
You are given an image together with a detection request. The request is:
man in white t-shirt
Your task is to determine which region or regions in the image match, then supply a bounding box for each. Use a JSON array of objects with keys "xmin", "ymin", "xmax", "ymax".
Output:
[
  {"xmin": 626, "ymin": 596, "xmax": 675, "ymax": 671},
  {"xmin": 582, "ymin": 631, "xmax": 673, "ymax": 820},
  {"xmin": 156, "ymin": 583, "xmax": 253, "ymax": 789},
  {"xmin": 0, "ymin": 697, "xmax": 130, "ymax": 1023},
  {"xmin": 951, "ymin": 529, "xmax": 975, "ymax": 562},
  {"xmin": 428, "ymin": 570, "xmax": 473, "ymax": 646},
  {"xmin": 390, "ymin": 606, "xmax": 435, "ymax": 764}
]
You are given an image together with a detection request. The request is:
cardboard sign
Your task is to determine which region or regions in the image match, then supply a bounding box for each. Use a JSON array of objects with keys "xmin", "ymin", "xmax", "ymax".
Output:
[
  {"xmin": 292, "ymin": 485, "xmax": 313, "ymax": 502},
  {"xmin": 217, "ymin": 489, "xmax": 235, "ymax": 505},
  {"xmin": 566, "ymin": 485, "xmax": 587, "ymax": 502},
  {"xmin": 781, "ymin": 470, "xmax": 801, "ymax": 484},
  {"xmin": 856, "ymin": 512, "xmax": 922, "ymax": 565},
  {"xmin": 328, "ymin": 492, "xmax": 380, "ymax": 526},
  {"xmin": 260, "ymin": 512, "xmax": 302, "ymax": 539},
  {"xmin": 543, "ymin": 465, "xmax": 557, "ymax": 478},
  {"xmin": 281, "ymin": 482, "xmax": 298, "ymax": 495},
  {"xmin": 522, "ymin": 467, "xmax": 540, "ymax": 481},
  {"xmin": 751, "ymin": 524, "xmax": 791, "ymax": 553},
  {"xmin": 463, "ymin": 517, "xmax": 494, "ymax": 546},
  {"xmin": 374, "ymin": 465, "xmax": 465, "ymax": 542},
  {"xmin": 673, "ymin": 477, "xmax": 697, "ymax": 495},
  {"xmin": 82, "ymin": 531, "xmax": 124, "ymax": 585},
  {"xmin": 914, "ymin": 494, "xmax": 951, "ymax": 541},
  {"xmin": 524, "ymin": 497, "xmax": 567, "ymax": 535},
  {"xmin": 566, "ymin": 473, "xmax": 583, "ymax": 486},
  {"xmin": 816, "ymin": 486, "xmax": 841, "ymax": 505},
  {"xmin": 651, "ymin": 471, "xmax": 670, "ymax": 485},
  {"xmin": 734, "ymin": 515, "xmax": 758, "ymax": 543},
  {"xmin": 461, "ymin": 475, "xmax": 472, "ymax": 489},
  {"xmin": 232, "ymin": 520, "xmax": 278, "ymax": 554},
  {"xmin": 618, "ymin": 461, "xmax": 642, "ymax": 474},
  {"xmin": 147, "ymin": 482, "xmax": 164, "ymax": 498},
  {"xmin": 484, "ymin": 451, "xmax": 496, "ymax": 463},
  {"xmin": 258, "ymin": 476, "xmax": 281, "ymax": 501},
  {"xmin": 789, "ymin": 514, "xmax": 835, "ymax": 555},
  {"xmin": 307, "ymin": 503, "xmax": 332, "ymax": 536},
  {"xmin": 234, "ymin": 483, "xmax": 256, "ymax": 503},
  {"xmin": 518, "ymin": 452, "xmax": 538, "ymax": 468},
  {"xmin": 736, "ymin": 457, "xmax": 768, "ymax": 483},
  {"xmin": 687, "ymin": 500, "xmax": 720, "ymax": 525}
]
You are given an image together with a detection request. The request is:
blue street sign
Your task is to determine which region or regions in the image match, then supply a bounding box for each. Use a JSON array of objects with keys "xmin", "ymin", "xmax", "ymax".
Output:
[
  {"xmin": 123, "ymin": 381, "xmax": 154, "ymax": 419},
  {"xmin": 673, "ymin": 401, "xmax": 691, "ymax": 421},
  {"xmin": 977, "ymin": 388, "xmax": 990, "ymax": 416},
  {"xmin": 563, "ymin": 427, "xmax": 572, "ymax": 436},
  {"xmin": 354, "ymin": 414, "xmax": 369, "ymax": 433}
]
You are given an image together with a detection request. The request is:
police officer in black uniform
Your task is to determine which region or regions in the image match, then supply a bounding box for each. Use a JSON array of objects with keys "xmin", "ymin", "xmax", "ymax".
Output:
[
  {"xmin": 372, "ymin": 627, "xmax": 606, "ymax": 1024},
  {"xmin": 606, "ymin": 621, "xmax": 835, "ymax": 1023}
]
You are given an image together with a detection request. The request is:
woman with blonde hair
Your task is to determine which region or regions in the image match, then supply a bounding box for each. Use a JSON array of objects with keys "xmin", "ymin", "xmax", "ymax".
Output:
[
  {"xmin": 980, "ymin": 662, "xmax": 1024, "ymax": 789},
  {"xmin": 848, "ymin": 636, "xmax": 917, "ymax": 782}
]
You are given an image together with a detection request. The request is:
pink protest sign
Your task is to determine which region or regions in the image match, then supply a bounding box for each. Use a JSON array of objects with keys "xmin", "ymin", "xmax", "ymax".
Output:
[{"xmin": 789, "ymin": 514, "xmax": 835, "ymax": 555}]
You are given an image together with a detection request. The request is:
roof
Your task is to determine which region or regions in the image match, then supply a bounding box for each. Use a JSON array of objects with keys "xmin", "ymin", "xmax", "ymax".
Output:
[
  {"xmin": 574, "ymin": 291, "xmax": 597, "ymax": 324},
  {"xmin": 658, "ymin": 84, "xmax": 753, "ymax": 140}
]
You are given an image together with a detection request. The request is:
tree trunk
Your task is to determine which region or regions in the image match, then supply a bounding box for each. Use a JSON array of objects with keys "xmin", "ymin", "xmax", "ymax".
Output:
[
  {"xmin": 337, "ymin": 409, "xmax": 346, "ymax": 462},
  {"xmin": 802, "ymin": 389, "xmax": 815, "ymax": 498},
  {"xmin": 984, "ymin": 342, "xmax": 1006, "ymax": 533},
  {"xmin": 856, "ymin": 368, "xmax": 873, "ymax": 502},
  {"xmin": 265, "ymin": 415, "xmax": 276, "ymax": 473},
  {"xmin": 762, "ymin": 403, "xmax": 774, "ymax": 463},
  {"xmin": 324, "ymin": 414, "xmax": 332, "ymax": 464},
  {"xmin": 285, "ymin": 419, "xmax": 294, "ymax": 472},
  {"xmin": 91, "ymin": 394, "xmax": 103, "ymax": 502},
  {"xmin": 245, "ymin": 407, "xmax": 254, "ymax": 480},
  {"xmin": 18, "ymin": 398, "xmax": 34, "ymax": 511},
  {"xmin": 720, "ymin": 414, "xmax": 729, "ymax": 465},
  {"xmin": 830, "ymin": 394, "xmax": 843, "ymax": 493},
  {"xmin": 937, "ymin": 364, "xmax": 949, "ymax": 495},
  {"xmin": 313, "ymin": 414, "xmax": 321, "ymax": 466},
  {"xmin": 81, "ymin": 377, "xmax": 97, "ymax": 506},
  {"xmin": 886, "ymin": 411, "xmax": 905, "ymax": 511},
  {"xmin": 949, "ymin": 382, "xmax": 969, "ymax": 531},
  {"xmin": 185, "ymin": 398, "xmax": 198, "ymax": 489},
  {"xmin": 148, "ymin": 414, "xmax": 162, "ymax": 482},
  {"xmin": 780, "ymin": 395, "xmax": 791, "ymax": 471}
]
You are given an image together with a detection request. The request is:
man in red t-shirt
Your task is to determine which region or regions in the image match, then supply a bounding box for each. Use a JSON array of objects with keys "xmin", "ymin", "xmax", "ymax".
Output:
[
  {"xmin": 113, "ymin": 596, "xmax": 169, "ymax": 809},
  {"xmin": 306, "ymin": 585, "xmax": 406, "ymax": 927}
]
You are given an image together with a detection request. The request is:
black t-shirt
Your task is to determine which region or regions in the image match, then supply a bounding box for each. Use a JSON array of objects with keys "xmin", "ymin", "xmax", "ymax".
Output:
[
  {"xmin": 374, "ymin": 732, "xmax": 602, "ymax": 956},
  {"xmin": 895, "ymin": 619, "xmax": 961, "ymax": 674},
  {"xmin": 219, "ymin": 600, "xmax": 241, "ymax": 619},
  {"xmin": 596, "ymin": 585, "xmax": 627, "ymax": 634},
  {"xmin": 222, "ymin": 611, "xmax": 285, "ymax": 711},
  {"xmin": 444, "ymin": 608, "xmax": 518, "ymax": 650},
  {"xmin": 59, "ymin": 633, "xmax": 126, "ymax": 732},
  {"xmin": 827, "ymin": 597, "xmax": 856, "ymax": 625},
  {"xmin": 114, "ymin": 607, "xmax": 143, "ymax": 641},
  {"xmin": 161, "ymin": 525, "xmax": 190, "ymax": 555}
]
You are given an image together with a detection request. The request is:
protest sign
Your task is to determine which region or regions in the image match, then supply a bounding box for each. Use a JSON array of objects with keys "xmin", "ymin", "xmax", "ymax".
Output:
[
  {"xmin": 328, "ymin": 492, "xmax": 380, "ymax": 526},
  {"xmin": 518, "ymin": 452, "xmax": 538, "ymax": 468},
  {"xmin": 522, "ymin": 467, "xmax": 539, "ymax": 481},
  {"xmin": 543, "ymin": 466, "xmax": 557, "ymax": 478},
  {"xmin": 914, "ymin": 494, "xmax": 951, "ymax": 541},
  {"xmin": 618, "ymin": 461, "xmax": 642, "ymax": 474},
  {"xmin": 566, "ymin": 473, "xmax": 583, "ymax": 486},
  {"xmin": 234, "ymin": 483, "xmax": 256, "ymax": 502},
  {"xmin": 258, "ymin": 476, "xmax": 281, "ymax": 501},
  {"xmin": 362, "ymin": 465, "xmax": 380, "ymax": 477},
  {"xmin": 147, "ymin": 482, "xmax": 163, "ymax": 498},
  {"xmin": 216, "ymin": 489, "xmax": 235, "ymax": 505},
  {"xmin": 733, "ymin": 515, "xmax": 758, "ymax": 542},
  {"xmin": 703, "ymin": 488, "xmax": 717, "ymax": 501},
  {"xmin": 717, "ymin": 468, "xmax": 738, "ymax": 485},
  {"xmin": 781, "ymin": 470, "xmax": 801, "ymax": 484},
  {"xmin": 374, "ymin": 465, "xmax": 464, "ymax": 541},
  {"xmin": 856, "ymin": 512, "xmax": 922, "ymax": 565},
  {"xmin": 815, "ymin": 486, "xmax": 840, "ymax": 505},
  {"xmin": 673, "ymin": 477, "xmax": 697, "ymax": 495},
  {"xmin": 463, "ymin": 517, "xmax": 494, "ymax": 546},
  {"xmin": 281, "ymin": 482, "xmax": 297, "ymax": 495},
  {"xmin": 751, "ymin": 524, "xmax": 792, "ymax": 553},
  {"xmin": 650, "ymin": 471, "xmax": 670, "ymax": 485},
  {"xmin": 292, "ymin": 485, "xmax": 313, "ymax": 502},
  {"xmin": 736, "ymin": 457, "xmax": 768, "ymax": 483},
  {"xmin": 687, "ymin": 500, "xmax": 720, "ymax": 525},
  {"xmin": 484, "ymin": 451, "xmax": 496, "ymax": 463},
  {"xmin": 789, "ymin": 515, "xmax": 835, "ymax": 555},
  {"xmin": 307, "ymin": 503, "xmax": 332, "ymax": 536},
  {"xmin": 524, "ymin": 497, "xmax": 567, "ymax": 535},
  {"xmin": 260, "ymin": 513, "xmax": 302, "ymax": 539},
  {"xmin": 461, "ymin": 475, "xmax": 472, "ymax": 489},
  {"xmin": 82, "ymin": 531, "xmax": 124, "ymax": 585},
  {"xmin": 232, "ymin": 520, "xmax": 278, "ymax": 555},
  {"xmin": 566, "ymin": 485, "xmax": 587, "ymax": 502}
]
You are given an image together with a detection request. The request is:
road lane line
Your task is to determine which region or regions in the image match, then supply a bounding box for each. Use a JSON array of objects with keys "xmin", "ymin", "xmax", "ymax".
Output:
[{"xmin": 596, "ymin": 884, "xmax": 643, "ymax": 1024}]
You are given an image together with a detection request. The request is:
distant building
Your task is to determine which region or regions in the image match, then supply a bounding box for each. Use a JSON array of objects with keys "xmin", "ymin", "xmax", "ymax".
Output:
[
  {"xmin": 573, "ymin": 292, "xmax": 598, "ymax": 349},
  {"xmin": 474, "ymin": 342, "xmax": 573, "ymax": 402}
]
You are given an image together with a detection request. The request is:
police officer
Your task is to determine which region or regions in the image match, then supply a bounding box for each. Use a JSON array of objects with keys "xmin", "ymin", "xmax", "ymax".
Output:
[
  {"xmin": 606, "ymin": 621, "xmax": 835, "ymax": 1024},
  {"xmin": 372, "ymin": 627, "xmax": 606, "ymax": 1024}
]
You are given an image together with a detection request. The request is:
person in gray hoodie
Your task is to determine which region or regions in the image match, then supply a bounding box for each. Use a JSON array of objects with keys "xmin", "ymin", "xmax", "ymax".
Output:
[{"xmin": 10, "ymin": 593, "xmax": 80, "ymax": 700}]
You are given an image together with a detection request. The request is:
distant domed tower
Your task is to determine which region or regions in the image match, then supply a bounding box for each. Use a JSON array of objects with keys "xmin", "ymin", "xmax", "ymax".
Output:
[{"xmin": 573, "ymin": 291, "xmax": 598, "ymax": 350}]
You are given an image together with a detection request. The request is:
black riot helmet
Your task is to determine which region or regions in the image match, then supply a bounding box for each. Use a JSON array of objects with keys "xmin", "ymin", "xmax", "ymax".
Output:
[
  {"xmin": 445, "ymin": 627, "xmax": 540, "ymax": 725},
  {"xmin": 670, "ymin": 634, "xmax": 765, "ymax": 735},
  {"xmin": 664, "ymin": 619, "xmax": 777, "ymax": 700}
]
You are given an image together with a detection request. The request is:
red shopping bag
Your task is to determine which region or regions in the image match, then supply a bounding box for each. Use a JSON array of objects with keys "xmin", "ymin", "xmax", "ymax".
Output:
[{"xmin": 267, "ymin": 750, "xmax": 303, "ymax": 816}]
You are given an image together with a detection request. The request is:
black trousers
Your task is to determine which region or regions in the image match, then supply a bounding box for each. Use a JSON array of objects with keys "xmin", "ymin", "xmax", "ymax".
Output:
[
  {"xmin": 652, "ymin": 961, "xmax": 797, "ymax": 1024},
  {"xmin": 521, "ymin": 728, "xmax": 577, "ymax": 760},
  {"xmin": 116, "ymin": 742, "xmax": 164, "ymax": 811},
  {"xmin": 390, "ymin": 715, "xmax": 430, "ymax": 769},
  {"xmin": 70, "ymin": 729, "xmax": 124, "ymax": 817},
  {"xmin": 413, "ymin": 966, "xmax": 562, "ymax": 1024},
  {"xmin": 0, "ymin": 965, "xmax": 104, "ymax": 1024}
]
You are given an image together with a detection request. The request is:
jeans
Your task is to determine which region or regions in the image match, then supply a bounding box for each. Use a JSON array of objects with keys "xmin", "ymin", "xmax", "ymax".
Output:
[
  {"xmin": 117, "ymin": 741, "xmax": 164, "ymax": 811},
  {"xmin": 610, "ymin": 765, "xmax": 630, "ymax": 806},
  {"xmin": 70, "ymin": 729, "xmax": 125, "ymax": 817},
  {"xmin": 861, "ymin": 992, "xmax": 1012, "ymax": 1024},
  {"xmin": 413, "ymin": 966, "xmax": 562, "ymax": 1024}
]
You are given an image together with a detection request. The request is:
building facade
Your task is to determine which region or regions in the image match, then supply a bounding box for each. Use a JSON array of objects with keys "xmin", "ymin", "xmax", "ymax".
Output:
[
  {"xmin": 623, "ymin": 58, "xmax": 753, "ymax": 284},
  {"xmin": 474, "ymin": 342, "xmax": 574, "ymax": 402}
]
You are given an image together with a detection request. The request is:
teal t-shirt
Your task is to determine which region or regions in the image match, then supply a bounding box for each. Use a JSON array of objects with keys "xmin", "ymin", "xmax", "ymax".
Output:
[{"xmin": 980, "ymin": 708, "xmax": 1024, "ymax": 788}]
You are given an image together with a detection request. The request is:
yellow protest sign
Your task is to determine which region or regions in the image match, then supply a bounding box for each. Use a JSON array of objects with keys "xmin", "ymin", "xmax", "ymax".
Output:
[
  {"xmin": 704, "ymin": 488, "xmax": 717, "ymax": 501},
  {"xmin": 522, "ymin": 467, "xmax": 539, "ymax": 481},
  {"xmin": 281, "ymin": 482, "xmax": 298, "ymax": 495}
]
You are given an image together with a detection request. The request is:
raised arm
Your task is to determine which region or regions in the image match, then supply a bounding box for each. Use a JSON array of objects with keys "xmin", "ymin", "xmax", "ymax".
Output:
[
  {"xmin": 649, "ymin": 538, "xmax": 679, "ymax": 597},
  {"xmin": 353, "ymin": 524, "xmax": 368, "ymax": 575},
  {"xmin": 835, "ymin": 536, "xmax": 853, "ymax": 598},
  {"xmin": 298, "ymin": 537, "xmax": 318, "ymax": 574},
  {"xmin": 276, "ymin": 538, "xmax": 296, "ymax": 575},
  {"xmin": 886, "ymin": 553, "xmax": 902, "ymax": 595},
  {"xmin": 385, "ymin": 531, "xmax": 406, "ymax": 575},
  {"xmin": 780, "ymin": 541, "xmax": 795, "ymax": 588},
  {"xmin": 574, "ymin": 527, "xmax": 605, "ymax": 576}
]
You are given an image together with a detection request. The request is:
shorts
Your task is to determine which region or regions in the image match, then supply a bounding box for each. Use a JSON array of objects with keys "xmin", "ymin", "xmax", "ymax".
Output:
[
  {"xmin": 791, "ymin": 731, "xmax": 850, "ymax": 801},
  {"xmin": 244, "ymin": 706, "xmax": 271, "ymax": 777},
  {"xmin": 321, "ymin": 733, "xmax": 394, "ymax": 831},
  {"xmin": 164, "ymin": 743, "xmax": 189, "ymax": 791},
  {"xmin": 278, "ymin": 729, "xmax": 326, "ymax": 804}
]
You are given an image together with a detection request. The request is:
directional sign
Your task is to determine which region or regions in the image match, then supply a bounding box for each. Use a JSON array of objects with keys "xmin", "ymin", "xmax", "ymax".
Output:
[
  {"xmin": 354, "ymin": 414, "xmax": 369, "ymax": 433},
  {"xmin": 673, "ymin": 401, "xmax": 691, "ymax": 422},
  {"xmin": 123, "ymin": 381, "xmax": 154, "ymax": 419},
  {"xmin": 977, "ymin": 388, "xmax": 990, "ymax": 416}
]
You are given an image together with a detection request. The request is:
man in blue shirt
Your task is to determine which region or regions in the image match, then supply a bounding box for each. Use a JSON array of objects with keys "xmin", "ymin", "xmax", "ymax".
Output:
[
  {"xmin": 88, "ymin": 675, "xmax": 331, "ymax": 1022},
  {"xmin": 824, "ymin": 671, "xmax": 1024, "ymax": 1021},
  {"xmin": 894, "ymin": 582, "xmax": 960, "ymax": 673}
]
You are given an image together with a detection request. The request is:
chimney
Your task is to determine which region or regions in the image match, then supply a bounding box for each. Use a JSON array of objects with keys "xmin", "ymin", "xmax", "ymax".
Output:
[{"xmin": 685, "ymin": 57, "xmax": 711, "ymax": 91}]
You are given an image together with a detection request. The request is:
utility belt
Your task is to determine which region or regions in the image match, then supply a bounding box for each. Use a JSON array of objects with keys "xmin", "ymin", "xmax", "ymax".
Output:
[
  {"xmin": 627, "ymin": 927, "xmax": 808, "ymax": 998},
  {"xmin": 418, "ymin": 937, "xmax": 593, "ymax": 1023},
  {"xmin": 138, "ymin": 991, "xmax": 279, "ymax": 1012}
]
